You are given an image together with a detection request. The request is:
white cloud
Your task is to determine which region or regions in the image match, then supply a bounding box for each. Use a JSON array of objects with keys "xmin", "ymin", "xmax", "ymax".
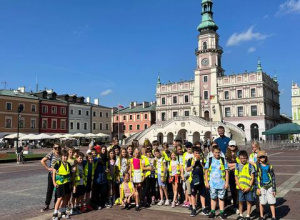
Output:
[
  {"xmin": 247, "ymin": 47, "xmax": 256, "ymax": 53},
  {"xmin": 226, "ymin": 26, "xmax": 270, "ymax": 47},
  {"xmin": 277, "ymin": 0, "xmax": 300, "ymax": 16},
  {"xmin": 263, "ymin": 15, "xmax": 269, "ymax": 19},
  {"xmin": 100, "ymin": 89, "xmax": 113, "ymax": 96}
]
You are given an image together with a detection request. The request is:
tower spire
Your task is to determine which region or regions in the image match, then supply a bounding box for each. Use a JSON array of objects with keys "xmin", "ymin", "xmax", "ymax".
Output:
[
  {"xmin": 157, "ymin": 74, "xmax": 161, "ymax": 85},
  {"xmin": 257, "ymin": 58, "xmax": 263, "ymax": 73},
  {"xmin": 197, "ymin": 0, "xmax": 218, "ymax": 32}
]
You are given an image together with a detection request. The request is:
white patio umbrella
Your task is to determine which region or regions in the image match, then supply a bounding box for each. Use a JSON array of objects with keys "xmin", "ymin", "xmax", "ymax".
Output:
[
  {"xmin": 95, "ymin": 133, "xmax": 110, "ymax": 137},
  {"xmin": 4, "ymin": 133, "xmax": 26, "ymax": 139},
  {"xmin": 71, "ymin": 133, "xmax": 86, "ymax": 138},
  {"xmin": 19, "ymin": 134, "xmax": 37, "ymax": 140},
  {"xmin": 85, "ymin": 133, "xmax": 97, "ymax": 138},
  {"xmin": 51, "ymin": 134, "xmax": 62, "ymax": 138},
  {"xmin": 60, "ymin": 134, "xmax": 73, "ymax": 139},
  {"xmin": 32, "ymin": 133, "xmax": 53, "ymax": 140}
]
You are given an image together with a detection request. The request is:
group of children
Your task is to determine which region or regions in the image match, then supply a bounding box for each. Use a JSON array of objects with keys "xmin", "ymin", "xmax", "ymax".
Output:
[{"xmin": 49, "ymin": 139, "xmax": 277, "ymax": 220}]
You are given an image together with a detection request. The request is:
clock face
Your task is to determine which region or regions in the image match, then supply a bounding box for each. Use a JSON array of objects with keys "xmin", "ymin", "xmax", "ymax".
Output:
[
  {"xmin": 201, "ymin": 58, "xmax": 209, "ymax": 66},
  {"xmin": 294, "ymin": 90, "xmax": 298, "ymax": 95}
]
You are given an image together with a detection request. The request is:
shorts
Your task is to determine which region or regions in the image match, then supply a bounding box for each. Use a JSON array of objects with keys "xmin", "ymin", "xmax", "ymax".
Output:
[
  {"xmin": 85, "ymin": 179, "xmax": 92, "ymax": 193},
  {"xmin": 133, "ymin": 170, "xmax": 142, "ymax": 183},
  {"xmin": 185, "ymin": 179, "xmax": 191, "ymax": 195},
  {"xmin": 259, "ymin": 187, "xmax": 276, "ymax": 205},
  {"xmin": 73, "ymin": 185, "xmax": 86, "ymax": 198},
  {"xmin": 169, "ymin": 175, "xmax": 179, "ymax": 184},
  {"xmin": 191, "ymin": 182, "xmax": 205, "ymax": 196},
  {"xmin": 157, "ymin": 173, "xmax": 166, "ymax": 187},
  {"xmin": 239, "ymin": 190, "xmax": 254, "ymax": 202},
  {"xmin": 56, "ymin": 182, "xmax": 71, "ymax": 198},
  {"xmin": 210, "ymin": 188, "xmax": 226, "ymax": 200}
]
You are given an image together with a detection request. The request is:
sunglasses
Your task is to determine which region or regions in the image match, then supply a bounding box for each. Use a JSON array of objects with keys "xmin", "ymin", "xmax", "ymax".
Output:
[
  {"xmin": 259, "ymin": 156, "xmax": 266, "ymax": 159},
  {"xmin": 229, "ymin": 145, "xmax": 236, "ymax": 147},
  {"xmin": 54, "ymin": 147, "xmax": 61, "ymax": 150}
]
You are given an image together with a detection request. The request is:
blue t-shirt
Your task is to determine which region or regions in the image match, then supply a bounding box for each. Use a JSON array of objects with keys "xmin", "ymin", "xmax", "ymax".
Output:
[
  {"xmin": 214, "ymin": 136, "xmax": 231, "ymax": 154},
  {"xmin": 261, "ymin": 165, "xmax": 270, "ymax": 184},
  {"xmin": 204, "ymin": 157, "xmax": 228, "ymax": 189}
]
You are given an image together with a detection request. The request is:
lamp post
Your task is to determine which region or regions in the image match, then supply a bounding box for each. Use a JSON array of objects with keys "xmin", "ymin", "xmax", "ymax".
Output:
[{"xmin": 16, "ymin": 104, "xmax": 24, "ymax": 152}]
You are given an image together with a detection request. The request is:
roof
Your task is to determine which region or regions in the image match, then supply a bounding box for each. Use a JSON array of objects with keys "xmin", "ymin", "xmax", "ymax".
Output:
[
  {"xmin": 262, "ymin": 123, "xmax": 300, "ymax": 135},
  {"xmin": 0, "ymin": 90, "xmax": 39, "ymax": 100},
  {"xmin": 115, "ymin": 103, "xmax": 156, "ymax": 114}
]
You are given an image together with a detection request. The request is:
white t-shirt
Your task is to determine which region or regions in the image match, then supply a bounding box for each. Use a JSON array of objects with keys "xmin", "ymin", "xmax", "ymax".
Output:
[
  {"xmin": 77, "ymin": 164, "xmax": 84, "ymax": 185},
  {"xmin": 171, "ymin": 160, "xmax": 179, "ymax": 176},
  {"xmin": 156, "ymin": 157, "xmax": 165, "ymax": 174}
]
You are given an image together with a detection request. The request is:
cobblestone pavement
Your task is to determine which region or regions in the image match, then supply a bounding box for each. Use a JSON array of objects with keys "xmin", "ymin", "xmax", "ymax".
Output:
[{"xmin": 1, "ymin": 149, "xmax": 300, "ymax": 220}]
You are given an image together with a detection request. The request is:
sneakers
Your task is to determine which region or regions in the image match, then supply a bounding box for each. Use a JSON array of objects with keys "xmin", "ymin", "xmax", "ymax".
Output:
[
  {"xmin": 219, "ymin": 212, "xmax": 227, "ymax": 220},
  {"xmin": 41, "ymin": 205, "xmax": 49, "ymax": 212},
  {"xmin": 86, "ymin": 204, "xmax": 93, "ymax": 211},
  {"xmin": 237, "ymin": 216, "xmax": 244, "ymax": 220},
  {"xmin": 70, "ymin": 207, "xmax": 80, "ymax": 215},
  {"xmin": 135, "ymin": 206, "xmax": 140, "ymax": 212},
  {"xmin": 52, "ymin": 214, "xmax": 58, "ymax": 220},
  {"xmin": 271, "ymin": 218, "xmax": 277, "ymax": 220},
  {"xmin": 182, "ymin": 201, "xmax": 190, "ymax": 207},
  {"xmin": 151, "ymin": 200, "xmax": 155, "ymax": 205},
  {"xmin": 164, "ymin": 200, "xmax": 170, "ymax": 206},
  {"xmin": 176, "ymin": 201, "xmax": 180, "ymax": 206},
  {"xmin": 61, "ymin": 212, "xmax": 70, "ymax": 219},
  {"xmin": 125, "ymin": 203, "xmax": 130, "ymax": 210},
  {"xmin": 190, "ymin": 209, "xmax": 197, "ymax": 217},
  {"xmin": 234, "ymin": 208, "xmax": 240, "ymax": 215},
  {"xmin": 157, "ymin": 200, "xmax": 164, "ymax": 206},
  {"xmin": 244, "ymin": 217, "xmax": 250, "ymax": 220},
  {"xmin": 208, "ymin": 212, "xmax": 216, "ymax": 219},
  {"xmin": 171, "ymin": 202, "xmax": 175, "ymax": 208},
  {"xmin": 201, "ymin": 207, "xmax": 210, "ymax": 215},
  {"xmin": 80, "ymin": 206, "xmax": 87, "ymax": 213}
]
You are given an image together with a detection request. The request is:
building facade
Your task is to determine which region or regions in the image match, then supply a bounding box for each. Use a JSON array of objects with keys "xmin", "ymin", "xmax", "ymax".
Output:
[
  {"xmin": 113, "ymin": 102, "xmax": 156, "ymax": 139},
  {"xmin": 292, "ymin": 82, "xmax": 300, "ymax": 125},
  {"xmin": 91, "ymin": 99, "xmax": 112, "ymax": 136},
  {"xmin": 126, "ymin": 0, "xmax": 280, "ymax": 145},
  {"xmin": 0, "ymin": 89, "xmax": 40, "ymax": 137}
]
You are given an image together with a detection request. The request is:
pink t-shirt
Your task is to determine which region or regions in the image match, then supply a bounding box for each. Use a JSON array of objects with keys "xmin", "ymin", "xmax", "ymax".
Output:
[
  {"xmin": 123, "ymin": 183, "xmax": 131, "ymax": 197},
  {"xmin": 133, "ymin": 158, "xmax": 141, "ymax": 170}
]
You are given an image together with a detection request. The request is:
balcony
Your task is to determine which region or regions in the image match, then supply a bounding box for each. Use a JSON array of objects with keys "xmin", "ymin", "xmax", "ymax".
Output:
[{"xmin": 195, "ymin": 45, "xmax": 223, "ymax": 55}]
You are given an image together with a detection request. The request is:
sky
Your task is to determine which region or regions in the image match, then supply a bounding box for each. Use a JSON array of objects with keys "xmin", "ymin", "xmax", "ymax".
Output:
[{"xmin": 0, "ymin": 0, "xmax": 299, "ymax": 116}]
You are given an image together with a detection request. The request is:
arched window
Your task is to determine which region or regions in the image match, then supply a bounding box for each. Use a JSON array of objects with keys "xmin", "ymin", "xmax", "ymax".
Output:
[
  {"xmin": 250, "ymin": 123, "xmax": 259, "ymax": 140},
  {"xmin": 203, "ymin": 42, "xmax": 207, "ymax": 50},
  {"xmin": 204, "ymin": 5, "xmax": 208, "ymax": 12},
  {"xmin": 237, "ymin": 123, "xmax": 245, "ymax": 131}
]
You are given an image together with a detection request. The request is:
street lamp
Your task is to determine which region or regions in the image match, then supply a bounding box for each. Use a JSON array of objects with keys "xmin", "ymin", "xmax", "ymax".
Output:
[{"xmin": 16, "ymin": 104, "xmax": 24, "ymax": 151}]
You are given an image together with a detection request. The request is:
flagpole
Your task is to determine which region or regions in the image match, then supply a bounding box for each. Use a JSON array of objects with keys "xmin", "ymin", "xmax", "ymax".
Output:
[{"xmin": 118, "ymin": 104, "xmax": 120, "ymax": 142}]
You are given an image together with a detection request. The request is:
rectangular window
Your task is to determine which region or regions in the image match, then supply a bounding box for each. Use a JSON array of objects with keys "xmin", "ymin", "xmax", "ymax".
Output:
[
  {"xmin": 162, "ymin": 112, "xmax": 166, "ymax": 121},
  {"xmin": 78, "ymin": 110, "xmax": 82, "ymax": 115},
  {"xmin": 173, "ymin": 111, "xmax": 178, "ymax": 117},
  {"xmin": 115, "ymin": 125, "xmax": 119, "ymax": 131},
  {"xmin": 31, "ymin": 104, "xmax": 36, "ymax": 112},
  {"xmin": 185, "ymin": 95, "xmax": 189, "ymax": 103},
  {"xmin": 61, "ymin": 107, "xmax": 66, "ymax": 115},
  {"xmin": 51, "ymin": 107, "xmax": 57, "ymax": 114},
  {"xmin": 204, "ymin": 91, "xmax": 209, "ymax": 100},
  {"xmin": 42, "ymin": 119, "xmax": 47, "ymax": 129},
  {"xmin": 225, "ymin": 107, "xmax": 231, "ymax": 117},
  {"xmin": 100, "ymin": 123, "xmax": 103, "ymax": 130},
  {"xmin": 162, "ymin": 97, "xmax": 166, "ymax": 105},
  {"xmin": 173, "ymin": 96, "xmax": 177, "ymax": 104},
  {"xmin": 106, "ymin": 112, "xmax": 109, "ymax": 118},
  {"xmin": 123, "ymin": 116, "xmax": 126, "ymax": 120},
  {"xmin": 106, "ymin": 123, "xmax": 109, "ymax": 130},
  {"xmin": 123, "ymin": 125, "xmax": 126, "ymax": 131},
  {"xmin": 184, "ymin": 111, "xmax": 189, "ymax": 116},
  {"xmin": 129, "ymin": 125, "xmax": 133, "ymax": 130},
  {"xmin": 237, "ymin": 106, "xmax": 244, "ymax": 117},
  {"xmin": 52, "ymin": 120, "xmax": 57, "ymax": 129},
  {"xmin": 129, "ymin": 115, "xmax": 133, "ymax": 120},
  {"xmin": 70, "ymin": 109, "xmax": 74, "ymax": 115},
  {"xmin": 30, "ymin": 119, "xmax": 36, "ymax": 129},
  {"xmin": 224, "ymin": 91, "xmax": 229, "ymax": 100},
  {"xmin": 144, "ymin": 114, "xmax": 148, "ymax": 119},
  {"xmin": 116, "ymin": 116, "xmax": 119, "ymax": 121},
  {"xmin": 5, "ymin": 117, "xmax": 12, "ymax": 128},
  {"xmin": 86, "ymin": 111, "xmax": 89, "ymax": 116},
  {"xmin": 100, "ymin": 112, "xmax": 103, "ymax": 117},
  {"xmin": 76, "ymin": 123, "xmax": 80, "ymax": 130},
  {"xmin": 93, "ymin": 111, "xmax": 96, "ymax": 117},
  {"xmin": 93, "ymin": 123, "xmax": 96, "ymax": 130},
  {"xmin": 251, "ymin": 88, "xmax": 256, "ymax": 98},
  {"xmin": 42, "ymin": 106, "xmax": 48, "ymax": 113},
  {"xmin": 237, "ymin": 90, "xmax": 242, "ymax": 99},
  {"xmin": 144, "ymin": 124, "xmax": 148, "ymax": 129},
  {"xmin": 137, "ymin": 115, "xmax": 140, "ymax": 120},
  {"xmin": 203, "ymin": 75, "xmax": 208, "ymax": 82},
  {"xmin": 137, "ymin": 124, "xmax": 140, "ymax": 130},
  {"xmin": 70, "ymin": 122, "xmax": 74, "ymax": 130},
  {"xmin": 19, "ymin": 118, "xmax": 25, "ymax": 128},
  {"xmin": 6, "ymin": 102, "xmax": 12, "ymax": 110},
  {"xmin": 84, "ymin": 123, "xmax": 87, "ymax": 130},
  {"xmin": 61, "ymin": 120, "xmax": 66, "ymax": 129},
  {"xmin": 251, "ymin": 105, "xmax": 258, "ymax": 116}
]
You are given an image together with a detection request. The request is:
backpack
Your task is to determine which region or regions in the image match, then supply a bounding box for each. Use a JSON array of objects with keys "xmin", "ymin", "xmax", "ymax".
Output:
[{"xmin": 208, "ymin": 156, "xmax": 225, "ymax": 169}]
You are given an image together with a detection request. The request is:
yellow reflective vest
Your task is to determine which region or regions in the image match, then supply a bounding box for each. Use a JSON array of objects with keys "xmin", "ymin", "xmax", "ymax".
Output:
[
  {"xmin": 207, "ymin": 157, "xmax": 226, "ymax": 181},
  {"xmin": 129, "ymin": 158, "xmax": 143, "ymax": 179},
  {"xmin": 55, "ymin": 161, "xmax": 71, "ymax": 185},
  {"xmin": 120, "ymin": 182, "xmax": 134, "ymax": 201},
  {"xmin": 83, "ymin": 161, "xmax": 96, "ymax": 186},
  {"xmin": 169, "ymin": 160, "xmax": 180, "ymax": 176},
  {"xmin": 106, "ymin": 160, "xmax": 119, "ymax": 181},
  {"xmin": 235, "ymin": 162, "xmax": 253, "ymax": 190},
  {"xmin": 188, "ymin": 157, "xmax": 206, "ymax": 182}
]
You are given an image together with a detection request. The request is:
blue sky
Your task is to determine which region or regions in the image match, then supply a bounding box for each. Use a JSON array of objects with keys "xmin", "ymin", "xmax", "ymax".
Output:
[{"xmin": 0, "ymin": 0, "xmax": 299, "ymax": 116}]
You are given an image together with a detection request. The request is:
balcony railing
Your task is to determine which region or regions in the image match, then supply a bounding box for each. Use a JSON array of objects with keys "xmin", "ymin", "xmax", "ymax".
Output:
[{"xmin": 195, "ymin": 45, "xmax": 223, "ymax": 53}]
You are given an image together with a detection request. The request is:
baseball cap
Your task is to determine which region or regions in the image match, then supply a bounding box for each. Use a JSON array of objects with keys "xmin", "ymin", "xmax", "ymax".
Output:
[
  {"xmin": 185, "ymin": 142, "xmax": 193, "ymax": 148},
  {"xmin": 228, "ymin": 140, "xmax": 236, "ymax": 146}
]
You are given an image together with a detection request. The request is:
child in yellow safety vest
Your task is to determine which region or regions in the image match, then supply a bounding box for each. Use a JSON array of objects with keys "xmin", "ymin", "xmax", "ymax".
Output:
[
  {"xmin": 83, "ymin": 153, "xmax": 96, "ymax": 212},
  {"xmin": 73, "ymin": 152, "xmax": 86, "ymax": 214},
  {"xmin": 169, "ymin": 151, "xmax": 181, "ymax": 208},
  {"xmin": 182, "ymin": 142, "xmax": 194, "ymax": 208},
  {"xmin": 106, "ymin": 149, "xmax": 120, "ymax": 208},
  {"xmin": 52, "ymin": 149, "xmax": 72, "ymax": 220},
  {"xmin": 128, "ymin": 148, "xmax": 143, "ymax": 211},
  {"xmin": 154, "ymin": 149, "xmax": 169, "ymax": 206},
  {"xmin": 256, "ymin": 151, "xmax": 277, "ymax": 220},
  {"xmin": 120, "ymin": 172, "xmax": 136, "ymax": 209},
  {"xmin": 235, "ymin": 150, "xmax": 255, "ymax": 220},
  {"xmin": 142, "ymin": 149, "xmax": 156, "ymax": 206}
]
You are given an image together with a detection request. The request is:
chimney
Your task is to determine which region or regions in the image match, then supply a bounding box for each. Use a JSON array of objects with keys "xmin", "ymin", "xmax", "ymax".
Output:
[
  {"xmin": 143, "ymin": 101, "xmax": 149, "ymax": 108},
  {"xmin": 130, "ymin": 102, "xmax": 134, "ymax": 109},
  {"xmin": 18, "ymin": 86, "xmax": 25, "ymax": 93},
  {"xmin": 86, "ymin": 97, "xmax": 90, "ymax": 103},
  {"xmin": 133, "ymin": 101, "xmax": 137, "ymax": 107},
  {"xmin": 94, "ymin": 98, "xmax": 99, "ymax": 105}
]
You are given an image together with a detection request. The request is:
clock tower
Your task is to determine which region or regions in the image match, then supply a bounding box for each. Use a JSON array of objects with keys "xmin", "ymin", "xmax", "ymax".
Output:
[{"xmin": 193, "ymin": 0, "xmax": 223, "ymax": 122}]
